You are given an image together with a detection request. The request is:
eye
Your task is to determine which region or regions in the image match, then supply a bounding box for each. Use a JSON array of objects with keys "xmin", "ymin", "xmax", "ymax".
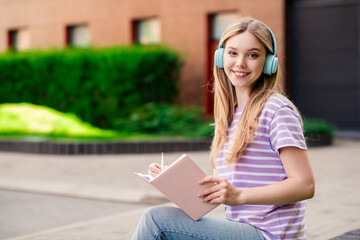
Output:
[
  {"xmin": 249, "ymin": 53, "xmax": 259, "ymax": 58},
  {"xmin": 228, "ymin": 51, "xmax": 237, "ymax": 56}
]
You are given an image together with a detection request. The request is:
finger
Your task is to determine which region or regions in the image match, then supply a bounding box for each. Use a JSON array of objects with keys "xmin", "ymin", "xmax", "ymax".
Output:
[
  {"xmin": 148, "ymin": 163, "xmax": 162, "ymax": 176},
  {"xmin": 198, "ymin": 175, "xmax": 220, "ymax": 185},
  {"xmin": 149, "ymin": 163, "xmax": 161, "ymax": 169},
  {"xmin": 201, "ymin": 190, "xmax": 224, "ymax": 204},
  {"xmin": 149, "ymin": 163, "xmax": 161, "ymax": 172},
  {"xmin": 198, "ymin": 183, "xmax": 223, "ymax": 199},
  {"xmin": 208, "ymin": 195, "xmax": 224, "ymax": 204}
]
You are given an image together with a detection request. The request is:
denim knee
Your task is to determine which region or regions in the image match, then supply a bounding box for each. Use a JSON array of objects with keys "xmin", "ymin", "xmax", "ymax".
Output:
[{"xmin": 132, "ymin": 206, "xmax": 172, "ymax": 240}]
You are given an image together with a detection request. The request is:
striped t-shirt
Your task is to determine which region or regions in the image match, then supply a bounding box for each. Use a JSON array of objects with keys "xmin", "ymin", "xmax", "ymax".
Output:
[{"xmin": 215, "ymin": 94, "xmax": 308, "ymax": 240}]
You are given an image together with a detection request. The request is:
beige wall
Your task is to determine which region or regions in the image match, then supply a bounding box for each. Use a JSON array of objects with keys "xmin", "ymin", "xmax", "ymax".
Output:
[{"xmin": 0, "ymin": 0, "xmax": 285, "ymax": 106}]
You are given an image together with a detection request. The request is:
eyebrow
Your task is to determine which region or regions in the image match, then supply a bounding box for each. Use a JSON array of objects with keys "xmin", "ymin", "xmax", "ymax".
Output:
[
  {"xmin": 226, "ymin": 46, "xmax": 263, "ymax": 52},
  {"xmin": 249, "ymin": 48, "xmax": 262, "ymax": 52}
]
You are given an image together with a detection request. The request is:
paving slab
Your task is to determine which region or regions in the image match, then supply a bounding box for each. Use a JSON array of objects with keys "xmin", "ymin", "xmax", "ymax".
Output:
[
  {"xmin": 0, "ymin": 139, "xmax": 359, "ymax": 240},
  {"xmin": 0, "ymin": 189, "xmax": 146, "ymax": 239}
]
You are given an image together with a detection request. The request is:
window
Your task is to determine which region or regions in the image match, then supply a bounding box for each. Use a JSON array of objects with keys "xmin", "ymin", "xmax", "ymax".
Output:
[
  {"xmin": 66, "ymin": 24, "xmax": 90, "ymax": 47},
  {"xmin": 133, "ymin": 18, "xmax": 161, "ymax": 44},
  {"xmin": 211, "ymin": 12, "xmax": 238, "ymax": 41},
  {"xmin": 8, "ymin": 28, "xmax": 31, "ymax": 51}
]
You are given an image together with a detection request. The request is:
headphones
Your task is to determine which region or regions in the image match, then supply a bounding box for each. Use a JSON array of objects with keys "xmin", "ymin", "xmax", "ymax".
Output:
[{"xmin": 214, "ymin": 19, "xmax": 278, "ymax": 75}]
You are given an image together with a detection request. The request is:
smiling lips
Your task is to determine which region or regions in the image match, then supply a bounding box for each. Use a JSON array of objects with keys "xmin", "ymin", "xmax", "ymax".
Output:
[{"xmin": 233, "ymin": 71, "xmax": 250, "ymax": 78}]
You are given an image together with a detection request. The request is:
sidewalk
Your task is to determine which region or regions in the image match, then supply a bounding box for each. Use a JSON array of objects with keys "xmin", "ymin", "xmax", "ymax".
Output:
[{"xmin": 0, "ymin": 139, "xmax": 359, "ymax": 240}]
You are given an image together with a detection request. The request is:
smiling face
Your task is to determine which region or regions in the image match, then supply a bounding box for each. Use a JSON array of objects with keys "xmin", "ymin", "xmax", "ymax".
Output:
[{"xmin": 223, "ymin": 30, "xmax": 266, "ymax": 98}]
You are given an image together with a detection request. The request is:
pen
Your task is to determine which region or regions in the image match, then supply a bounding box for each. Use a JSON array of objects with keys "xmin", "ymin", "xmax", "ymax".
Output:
[{"xmin": 161, "ymin": 152, "xmax": 164, "ymax": 170}]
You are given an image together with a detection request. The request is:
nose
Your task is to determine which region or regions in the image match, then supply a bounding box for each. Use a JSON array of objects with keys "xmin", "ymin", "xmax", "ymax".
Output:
[{"xmin": 236, "ymin": 55, "xmax": 247, "ymax": 69}]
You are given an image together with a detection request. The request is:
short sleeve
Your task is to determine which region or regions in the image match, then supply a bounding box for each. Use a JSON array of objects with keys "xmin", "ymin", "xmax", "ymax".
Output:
[{"xmin": 269, "ymin": 106, "xmax": 307, "ymax": 154}]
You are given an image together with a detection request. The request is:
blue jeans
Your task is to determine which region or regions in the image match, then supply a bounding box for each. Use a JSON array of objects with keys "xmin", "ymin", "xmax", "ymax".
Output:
[{"xmin": 132, "ymin": 206, "xmax": 265, "ymax": 240}]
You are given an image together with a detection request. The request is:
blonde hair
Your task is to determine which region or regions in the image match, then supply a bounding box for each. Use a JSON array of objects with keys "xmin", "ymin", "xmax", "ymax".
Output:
[{"xmin": 210, "ymin": 17, "xmax": 284, "ymax": 168}]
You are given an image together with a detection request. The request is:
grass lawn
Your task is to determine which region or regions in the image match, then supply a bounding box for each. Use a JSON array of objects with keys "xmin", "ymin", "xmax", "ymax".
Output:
[{"xmin": 0, "ymin": 103, "xmax": 166, "ymax": 142}]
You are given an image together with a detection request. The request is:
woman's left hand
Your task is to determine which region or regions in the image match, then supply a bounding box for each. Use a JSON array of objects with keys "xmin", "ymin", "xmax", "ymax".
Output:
[{"xmin": 198, "ymin": 176, "xmax": 243, "ymax": 206}]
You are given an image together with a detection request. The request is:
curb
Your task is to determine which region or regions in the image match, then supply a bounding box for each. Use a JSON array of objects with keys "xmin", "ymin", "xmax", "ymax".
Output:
[
  {"xmin": 0, "ymin": 133, "xmax": 336, "ymax": 155},
  {"xmin": 306, "ymin": 134, "xmax": 333, "ymax": 147},
  {"xmin": 0, "ymin": 138, "xmax": 212, "ymax": 155}
]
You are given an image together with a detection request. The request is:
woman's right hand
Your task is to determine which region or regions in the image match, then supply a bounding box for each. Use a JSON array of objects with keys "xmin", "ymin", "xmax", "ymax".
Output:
[{"xmin": 148, "ymin": 163, "xmax": 163, "ymax": 177}]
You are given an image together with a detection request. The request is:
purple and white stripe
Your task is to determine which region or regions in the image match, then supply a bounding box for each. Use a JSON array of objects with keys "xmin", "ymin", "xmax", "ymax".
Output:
[{"xmin": 215, "ymin": 94, "xmax": 308, "ymax": 240}]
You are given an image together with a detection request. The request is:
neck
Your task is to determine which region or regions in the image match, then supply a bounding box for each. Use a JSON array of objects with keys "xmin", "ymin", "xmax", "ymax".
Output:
[{"xmin": 235, "ymin": 88, "xmax": 250, "ymax": 108}]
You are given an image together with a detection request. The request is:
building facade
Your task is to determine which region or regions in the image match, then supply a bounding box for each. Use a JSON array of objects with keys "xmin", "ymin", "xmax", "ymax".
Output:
[{"xmin": 0, "ymin": 0, "xmax": 285, "ymax": 110}]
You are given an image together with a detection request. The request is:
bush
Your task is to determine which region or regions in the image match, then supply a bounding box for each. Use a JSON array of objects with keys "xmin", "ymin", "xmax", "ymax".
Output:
[
  {"xmin": 0, "ymin": 45, "xmax": 183, "ymax": 130},
  {"xmin": 302, "ymin": 118, "xmax": 335, "ymax": 146},
  {"xmin": 115, "ymin": 103, "xmax": 214, "ymax": 138},
  {"xmin": 303, "ymin": 118, "xmax": 335, "ymax": 137}
]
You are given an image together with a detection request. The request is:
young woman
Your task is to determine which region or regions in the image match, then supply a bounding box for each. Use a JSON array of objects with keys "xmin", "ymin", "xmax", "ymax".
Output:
[{"xmin": 132, "ymin": 17, "xmax": 315, "ymax": 240}]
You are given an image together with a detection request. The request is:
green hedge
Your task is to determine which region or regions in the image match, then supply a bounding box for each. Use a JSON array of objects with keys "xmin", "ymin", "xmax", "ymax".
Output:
[
  {"xmin": 115, "ymin": 103, "xmax": 214, "ymax": 137},
  {"xmin": 0, "ymin": 45, "xmax": 183, "ymax": 130},
  {"xmin": 303, "ymin": 118, "xmax": 335, "ymax": 137}
]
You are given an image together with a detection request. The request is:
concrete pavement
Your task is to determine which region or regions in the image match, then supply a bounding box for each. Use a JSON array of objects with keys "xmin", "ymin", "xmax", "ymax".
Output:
[
  {"xmin": 0, "ymin": 139, "xmax": 359, "ymax": 239},
  {"xmin": 0, "ymin": 189, "xmax": 145, "ymax": 239}
]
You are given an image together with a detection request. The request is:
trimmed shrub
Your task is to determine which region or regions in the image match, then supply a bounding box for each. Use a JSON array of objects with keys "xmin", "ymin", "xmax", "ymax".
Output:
[
  {"xmin": 303, "ymin": 118, "xmax": 335, "ymax": 137},
  {"xmin": 115, "ymin": 103, "xmax": 214, "ymax": 138},
  {"xmin": 0, "ymin": 45, "xmax": 183, "ymax": 130},
  {"xmin": 303, "ymin": 118, "xmax": 335, "ymax": 146}
]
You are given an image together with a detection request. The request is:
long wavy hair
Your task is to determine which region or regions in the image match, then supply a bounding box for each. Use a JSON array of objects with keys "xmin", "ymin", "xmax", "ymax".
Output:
[{"xmin": 210, "ymin": 17, "xmax": 284, "ymax": 168}]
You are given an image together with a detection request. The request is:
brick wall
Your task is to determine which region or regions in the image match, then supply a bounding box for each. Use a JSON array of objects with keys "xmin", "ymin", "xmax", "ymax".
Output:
[{"xmin": 0, "ymin": 0, "xmax": 284, "ymax": 106}]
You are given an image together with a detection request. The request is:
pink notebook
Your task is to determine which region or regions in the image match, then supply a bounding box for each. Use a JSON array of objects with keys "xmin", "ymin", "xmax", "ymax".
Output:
[{"xmin": 135, "ymin": 154, "xmax": 219, "ymax": 221}]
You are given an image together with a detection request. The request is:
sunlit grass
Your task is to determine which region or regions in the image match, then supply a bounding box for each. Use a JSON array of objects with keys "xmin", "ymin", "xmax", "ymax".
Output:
[{"xmin": 0, "ymin": 103, "xmax": 121, "ymax": 141}]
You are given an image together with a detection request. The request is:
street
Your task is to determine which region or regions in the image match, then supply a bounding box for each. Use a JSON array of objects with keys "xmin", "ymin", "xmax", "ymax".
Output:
[{"xmin": 0, "ymin": 189, "xmax": 148, "ymax": 239}]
